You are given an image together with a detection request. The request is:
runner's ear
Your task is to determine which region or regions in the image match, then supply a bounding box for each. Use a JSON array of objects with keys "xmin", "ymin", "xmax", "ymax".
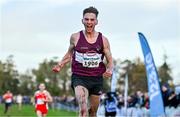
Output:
[
  {"xmin": 82, "ymin": 19, "xmax": 84, "ymax": 25},
  {"xmin": 95, "ymin": 19, "xmax": 98, "ymax": 25}
]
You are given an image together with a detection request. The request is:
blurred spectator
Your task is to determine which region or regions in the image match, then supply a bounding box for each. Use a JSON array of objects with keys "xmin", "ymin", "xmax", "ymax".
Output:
[
  {"xmin": 128, "ymin": 94, "xmax": 137, "ymax": 108},
  {"xmin": 143, "ymin": 92, "xmax": 149, "ymax": 109},
  {"xmin": 106, "ymin": 92, "xmax": 119, "ymax": 116},
  {"xmin": 175, "ymin": 85, "xmax": 180, "ymax": 94},
  {"xmin": 168, "ymin": 91, "xmax": 179, "ymax": 108},
  {"xmin": 3, "ymin": 90, "xmax": 13, "ymax": 114},
  {"xmin": 161, "ymin": 83, "xmax": 173, "ymax": 107},
  {"xmin": 0, "ymin": 96, "xmax": 2, "ymax": 104},
  {"xmin": 135, "ymin": 91, "xmax": 144, "ymax": 108},
  {"xmin": 23, "ymin": 96, "xmax": 31, "ymax": 104},
  {"xmin": 16, "ymin": 94, "xmax": 23, "ymax": 110},
  {"xmin": 175, "ymin": 85, "xmax": 180, "ymax": 106}
]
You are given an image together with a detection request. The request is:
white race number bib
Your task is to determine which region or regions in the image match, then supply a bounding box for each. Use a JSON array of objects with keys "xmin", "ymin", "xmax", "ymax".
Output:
[
  {"xmin": 82, "ymin": 53, "xmax": 101, "ymax": 68},
  {"xmin": 37, "ymin": 98, "xmax": 44, "ymax": 104}
]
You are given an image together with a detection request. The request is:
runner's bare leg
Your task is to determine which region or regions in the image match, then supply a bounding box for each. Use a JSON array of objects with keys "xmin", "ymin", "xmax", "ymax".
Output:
[
  {"xmin": 36, "ymin": 110, "xmax": 42, "ymax": 117},
  {"xmin": 89, "ymin": 95, "xmax": 100, "ymax": 117},
  {"xmin": 75, "ymin": 86, "xmax": 89, "ymax": 117}
]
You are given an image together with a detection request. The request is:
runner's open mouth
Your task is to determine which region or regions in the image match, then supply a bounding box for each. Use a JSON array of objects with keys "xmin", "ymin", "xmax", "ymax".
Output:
[{"xmin": 87, "ymin": 26, "xmax": 93, "ymax": 28}]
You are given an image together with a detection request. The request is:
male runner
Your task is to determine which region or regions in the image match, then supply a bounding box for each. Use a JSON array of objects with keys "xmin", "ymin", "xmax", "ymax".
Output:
[{"xmin": 52, "ymin": 6, "xmax": 113, "ymax": 117}]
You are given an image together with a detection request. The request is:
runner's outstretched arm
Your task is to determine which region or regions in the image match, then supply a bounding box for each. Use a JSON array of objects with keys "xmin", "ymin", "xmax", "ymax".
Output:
[
  {"xmin": 52, "ymin": 34, "xmax": 75, "ymax": 72},
  {"xmin": 44, "ymin": 91, "xmax": 53, "ymax": 103},
  {"xmin": 102, "ymin": 36, "xmax": 113, "ymax": 78}
]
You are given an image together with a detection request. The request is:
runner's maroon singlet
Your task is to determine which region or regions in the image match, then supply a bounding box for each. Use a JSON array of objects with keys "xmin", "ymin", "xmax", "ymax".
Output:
[{"xmin": 72, "ymin": 31, "xmax": 106, "ymax": 76}]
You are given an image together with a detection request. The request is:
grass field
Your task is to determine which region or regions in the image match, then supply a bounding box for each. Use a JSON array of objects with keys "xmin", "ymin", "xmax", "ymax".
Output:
[{"xmin": 0, "ymin": 104, "xmax": 78, "ymax": 117}]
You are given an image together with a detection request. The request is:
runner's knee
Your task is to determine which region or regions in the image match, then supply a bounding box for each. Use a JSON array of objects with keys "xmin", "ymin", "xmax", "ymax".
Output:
[{"xmin": 75, "ymin": 86, "xmax": 88, "ymax": 104}]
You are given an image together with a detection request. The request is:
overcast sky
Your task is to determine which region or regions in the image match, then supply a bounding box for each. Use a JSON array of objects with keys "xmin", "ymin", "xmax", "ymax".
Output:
[{"xmin": 0, "ymin": 0, "xmax": 179, "ymax": 84}]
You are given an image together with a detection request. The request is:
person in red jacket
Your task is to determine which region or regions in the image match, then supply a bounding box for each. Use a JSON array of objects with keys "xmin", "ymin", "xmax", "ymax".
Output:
[
  {"xmin": 3, "ymin": 90, "xmax": 13, "ymax": 114},
  {"xmin": 34, "ymin": 83, "xmax": 53, "ymax": 117}
]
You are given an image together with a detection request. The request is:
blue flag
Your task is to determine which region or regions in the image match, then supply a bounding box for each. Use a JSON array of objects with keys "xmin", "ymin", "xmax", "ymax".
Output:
[{"xmin": 138, "ymin": 32, "xmax": 165, "ymax": 117}]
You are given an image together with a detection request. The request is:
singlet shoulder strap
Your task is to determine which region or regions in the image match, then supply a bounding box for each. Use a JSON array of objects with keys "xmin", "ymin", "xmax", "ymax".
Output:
[
  {"xmin": 79, "ymin": 30, "xmax": 84, "ymax": 39},
  {"xmin": 97, "ymin": 32, "xmax": 104, "ymax": 48}
]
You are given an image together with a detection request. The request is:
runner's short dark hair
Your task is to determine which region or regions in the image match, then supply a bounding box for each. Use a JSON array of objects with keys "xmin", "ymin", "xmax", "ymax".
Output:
[{"xmin": 83, "ymin": 6, "xmax": 99, "ymax": 17}]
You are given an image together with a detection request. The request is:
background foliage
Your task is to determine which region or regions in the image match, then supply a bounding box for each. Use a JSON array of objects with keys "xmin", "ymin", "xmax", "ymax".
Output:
[{"xmin": 0, "ymin": 54, "xmax": 173, "ymax": 96}]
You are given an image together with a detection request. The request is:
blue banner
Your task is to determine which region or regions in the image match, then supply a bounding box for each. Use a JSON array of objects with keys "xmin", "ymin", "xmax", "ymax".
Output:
[{"xmin": 138, "ymin": 32, "xmax": 165, "ymax": 117}]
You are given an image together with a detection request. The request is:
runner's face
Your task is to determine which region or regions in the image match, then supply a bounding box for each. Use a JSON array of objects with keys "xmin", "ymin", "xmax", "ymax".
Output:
[
  {"xmin": 39, "ymin": 84, "xmax": 45, "ymax": 91},
  {"xmin": 82, "ymin": 13, "xmax": 97, "ymax": 33}
]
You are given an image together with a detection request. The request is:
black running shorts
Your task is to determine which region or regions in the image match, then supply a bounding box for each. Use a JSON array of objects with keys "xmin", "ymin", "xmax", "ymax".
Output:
[{"xmin": 71, "ymin": 74, "xmax": 103, "ymax": 95}]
